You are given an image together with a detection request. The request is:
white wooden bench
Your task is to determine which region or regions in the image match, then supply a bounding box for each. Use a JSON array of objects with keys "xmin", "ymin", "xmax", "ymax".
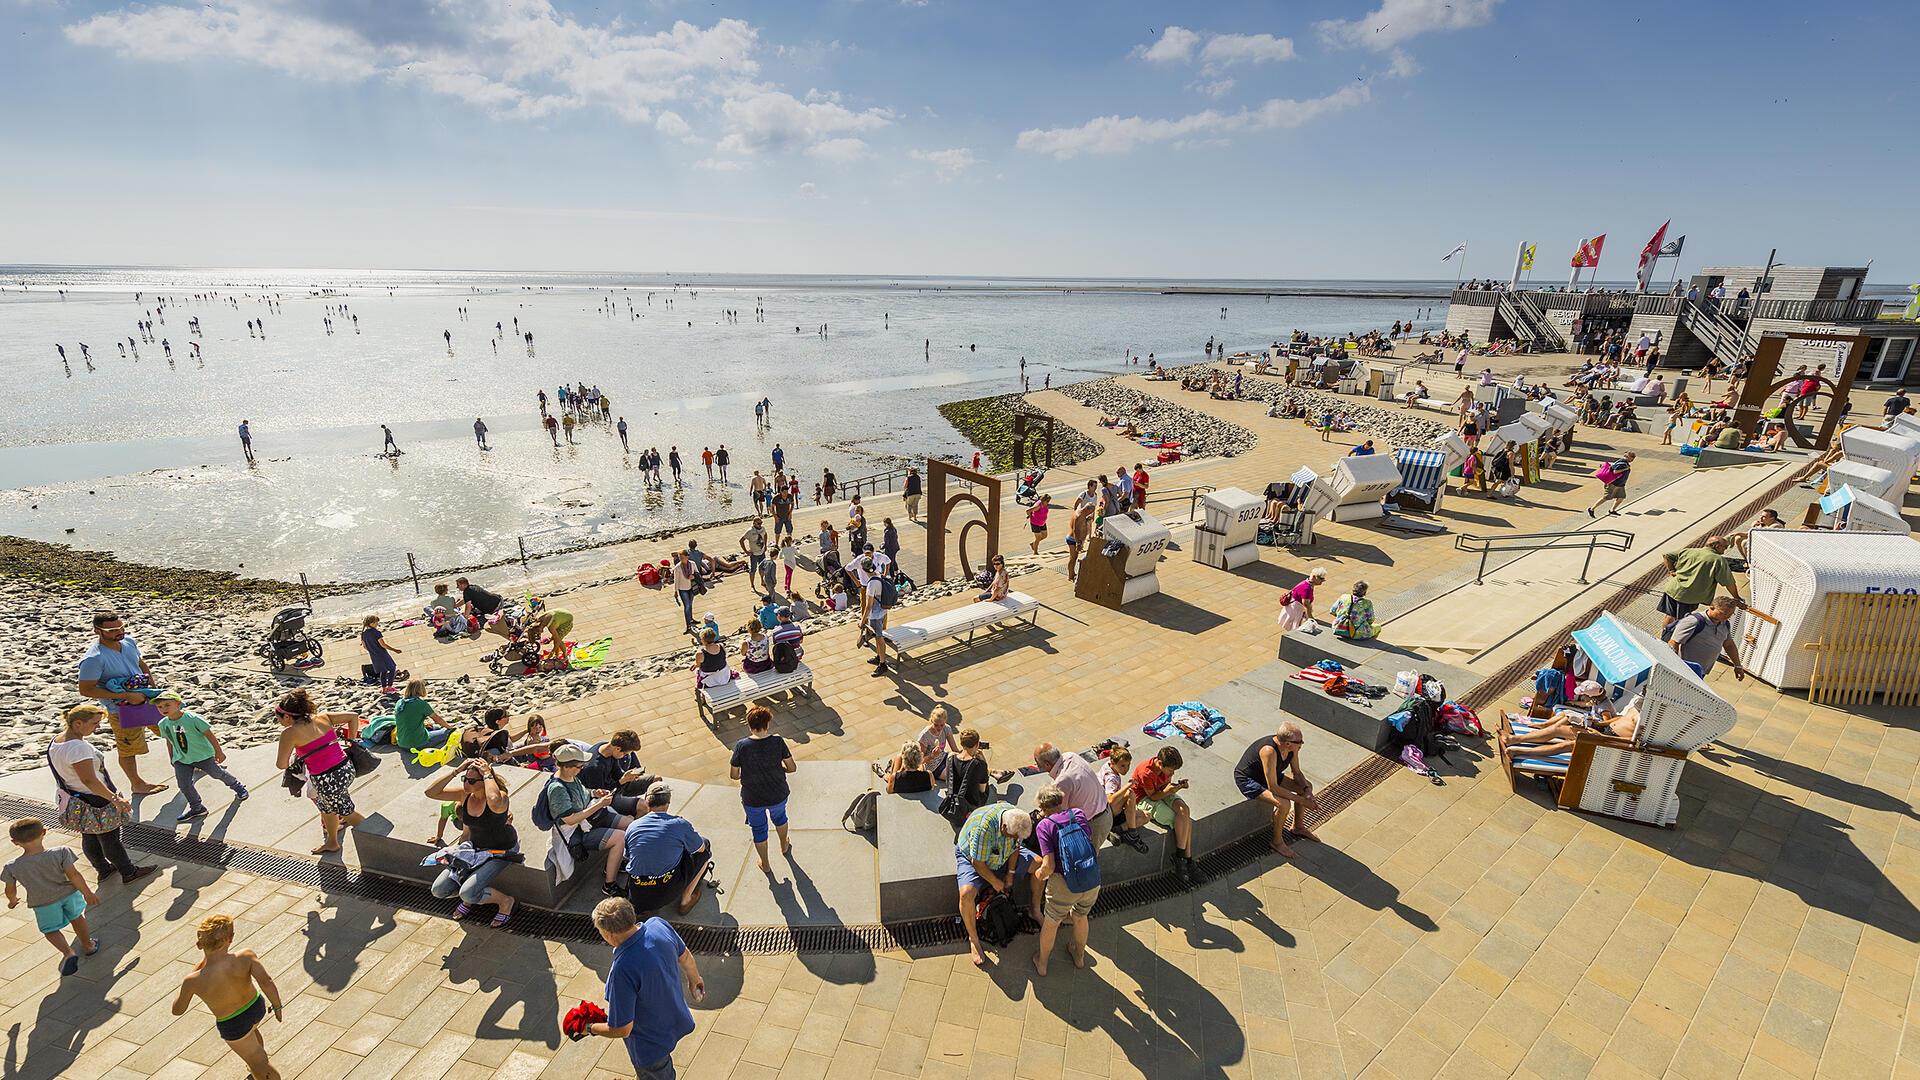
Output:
[
  {"xmin": 695, "ymin": 663, "xmax": 814, "ymax": 720},
  {"xmin": 881, "ymin": 591, "xmax": 1042, "ymax": 663}
]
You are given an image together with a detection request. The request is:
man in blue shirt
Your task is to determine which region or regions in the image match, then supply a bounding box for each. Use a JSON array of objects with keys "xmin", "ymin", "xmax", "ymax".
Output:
[
  {"xmin": 579, "ymin": 898, "xmax": 702, "ymax": 1079},
  {"xmin": 621, "ymin": 782, "xmax": 711, "ymax": 916},
  {"xmin": 75, "ymin": 611, "xmax": 168, "ymax": 795}
]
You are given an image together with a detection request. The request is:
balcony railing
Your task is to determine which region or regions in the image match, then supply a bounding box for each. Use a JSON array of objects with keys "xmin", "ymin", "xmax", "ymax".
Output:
[
  {"xmin": 1751, "ymin": 298, "xmax": 1886, "ymax": 324},
  {"xmin": 1449, "ymin": 288, "xmax": 1500, "ymax": 307}
]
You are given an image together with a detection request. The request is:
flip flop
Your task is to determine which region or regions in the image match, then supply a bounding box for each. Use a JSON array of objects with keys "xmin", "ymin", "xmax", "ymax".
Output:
[
  {"xmin": 490, "ymin": 912, "xmax": 511, "ymax": 929},
  {"xmin": 452, "ymin": 902, "xmax": 473, "ymax": 919}
]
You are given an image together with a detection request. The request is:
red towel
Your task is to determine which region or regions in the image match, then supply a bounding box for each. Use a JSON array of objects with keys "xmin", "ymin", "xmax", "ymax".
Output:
[{"xmin": 563, "ymin": 1001, "xmax": 607, "ymax": 1041}]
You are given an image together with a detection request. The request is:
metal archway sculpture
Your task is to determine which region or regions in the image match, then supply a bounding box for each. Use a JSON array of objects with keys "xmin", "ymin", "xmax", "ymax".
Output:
[
  {"xmin": 927, "ymin": 458, "xmax": 1001, "ymax": 582},
  {"xmin": 1733, "ymin": 332, "xmax": 1866, "ymax": 451},
  {"xmin": 1012, "ymin": 412, "xmax": 1055, "ymax": 472}
]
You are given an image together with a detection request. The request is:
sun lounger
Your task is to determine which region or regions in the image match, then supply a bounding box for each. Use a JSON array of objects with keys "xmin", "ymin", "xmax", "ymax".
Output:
[{"xmin": 881, "ymin": 591, "xmax": 1041, "ymax": 663}]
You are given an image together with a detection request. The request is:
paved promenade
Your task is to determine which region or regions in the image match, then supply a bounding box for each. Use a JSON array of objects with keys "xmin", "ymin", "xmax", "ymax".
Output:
[{"xmin": 4, "ymin": 367, "xmax": 1915, "ymax": 1079}]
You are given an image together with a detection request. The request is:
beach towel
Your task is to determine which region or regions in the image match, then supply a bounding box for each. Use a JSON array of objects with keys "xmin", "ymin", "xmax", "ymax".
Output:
[
  {"xmin": 569, "ymin": 637, "xmax": 613, "ymax": 669},
  {"xmin": 1143, "ymin": 702, "xmax": 1228, "ymax": 747}
]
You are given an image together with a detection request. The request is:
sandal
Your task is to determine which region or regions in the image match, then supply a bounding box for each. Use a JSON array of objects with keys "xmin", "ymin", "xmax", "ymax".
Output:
[
  {"xmin": 452, "ymin": 902, "xmax": 473, "ymax": 920},
  {"xmin": 490, "ymin": 912, "xmax": 511, "ymax": 929}
]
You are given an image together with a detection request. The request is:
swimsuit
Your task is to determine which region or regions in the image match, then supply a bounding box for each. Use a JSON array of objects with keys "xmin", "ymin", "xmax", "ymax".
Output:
[{"xmin": 215, "ymin": 992, "xmax": 267, "ymax": 1041}]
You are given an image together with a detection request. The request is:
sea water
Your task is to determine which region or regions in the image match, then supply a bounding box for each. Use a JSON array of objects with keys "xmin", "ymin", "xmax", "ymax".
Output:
[{"xmin": 0, "ymin": 268, "xmax": 1448, "ymax": 581}]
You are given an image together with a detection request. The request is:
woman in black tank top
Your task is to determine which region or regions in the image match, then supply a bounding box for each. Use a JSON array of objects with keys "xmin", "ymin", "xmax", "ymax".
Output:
[{"xmin": 423, "ymin": 761, "xmax": 521, "ymax": 927}]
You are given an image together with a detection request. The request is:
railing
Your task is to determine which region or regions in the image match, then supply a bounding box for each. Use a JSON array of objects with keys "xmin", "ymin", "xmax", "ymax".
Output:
[
  {"xmin": 1497, "ymin": 291, "xmax": 1563, "ymax": 350},
  {"xmin": 1454, "ymin": 528, "xmax": 1634, "ymax": 586},
  {"xmin": 1750, "ymin": 298, "xmax": 1886, "ymax": 324},
  {"xmin": 840, "ymin": 466, "xmax": 914, "ymax": 500},
  {"xmin": 1449, "ymin": 288, "xmax": 1500, "ymax": 307},
  {"xmin": 1538, "ymin": 293, "xmax": 1589, "ymax": 311},
  {"xmin": 1633, "ymin": 295, "xmax": 1681, "ymax": 316},
  {"xmin": 1142, "ymin": 484, "xmax": 1218, "ymax": 521},
  {"xmin": 1675, "ymin": 298, "xmax": 1755, "ymax": 364}
]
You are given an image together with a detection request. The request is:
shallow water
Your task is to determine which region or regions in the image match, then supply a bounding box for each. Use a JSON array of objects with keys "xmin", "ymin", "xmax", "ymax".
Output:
[{"xmin": 0, "ymin": 268, "xmax": 1448, "ymax": 580}]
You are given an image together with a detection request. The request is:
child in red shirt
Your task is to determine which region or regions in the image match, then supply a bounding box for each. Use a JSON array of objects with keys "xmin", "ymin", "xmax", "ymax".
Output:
[{"xmin": 1130, "ymin": 747, "xmax": 1205, "ymax": 887}]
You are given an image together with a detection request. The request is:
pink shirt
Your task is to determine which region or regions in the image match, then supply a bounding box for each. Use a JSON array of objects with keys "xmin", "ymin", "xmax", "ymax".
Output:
[{"xmin": 1289, "ymin": 580, "xmax": 1315, "ymax": 606}]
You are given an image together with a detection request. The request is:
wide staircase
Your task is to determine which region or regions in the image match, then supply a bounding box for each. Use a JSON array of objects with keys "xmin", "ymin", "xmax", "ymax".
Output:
[
  {"xmin": 1677, "ymin": 298, "xmax": 1754, "ymax": 365},
  {"xmin": 1496, "ymin": 290, "xmax": 1564, "ymax": 351}
]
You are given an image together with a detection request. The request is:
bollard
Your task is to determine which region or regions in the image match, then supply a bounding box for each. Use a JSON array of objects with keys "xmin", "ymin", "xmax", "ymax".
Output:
[
  {"xmin": 299, "ymin": 573, "xmax": 313, "ymax": 611},
  {"xmin": 406, "ymin": 553, "xmax": 421, "ymax": 596},
  {"xmin": 519, "ymin": 536, "xmax": 529, "ymax": 569}
]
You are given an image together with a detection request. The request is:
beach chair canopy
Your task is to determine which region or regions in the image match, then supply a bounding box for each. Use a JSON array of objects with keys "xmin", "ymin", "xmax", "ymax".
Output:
[
  {"xmin": 1392, "ymin": 447, "xmax": 1448, "ymax": 499},
  {"xmin": 1570, "ymin": 612, "xmax": 1736, "ymax": 753}
]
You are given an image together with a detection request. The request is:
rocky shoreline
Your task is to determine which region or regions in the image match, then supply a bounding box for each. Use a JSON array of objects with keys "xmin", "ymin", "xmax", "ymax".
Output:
[
  {"xmin": 0, "ymin": 561, "xmax": 1042, "ymax": 777},
  {"xmin": 1057, "ymin": 376, "xmax": 1257, "ymax": 458},
  {"xmin": 935, "ymin": 394, "xmax": 1102, "ymax": 472},
  {"xmin": 1192, "ymin": 364, "xmax": 1448, "ymax": 445}
]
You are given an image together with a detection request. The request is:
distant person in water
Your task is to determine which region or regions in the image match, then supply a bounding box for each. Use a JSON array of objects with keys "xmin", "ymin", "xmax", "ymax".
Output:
[
  {"xmin": 381, "ymin": 426, "xmax": 399, "ymax": 455},
  {"xmin": 473, "ymin": 418, "xmax": 489, "ymax": 451},
  {"xmin": 239, "ymin": 420, "xmax": 254, "ymax": 463}
]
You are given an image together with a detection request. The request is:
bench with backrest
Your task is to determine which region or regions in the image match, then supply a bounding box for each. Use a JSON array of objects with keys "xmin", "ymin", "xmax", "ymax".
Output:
[
  {"xmin": 695, "ymin": 662, "xmax": 814, "ymax": 720},
  {"xmin": 881, "ymin": 591, "xmax": 1041, "ymax": 663}
]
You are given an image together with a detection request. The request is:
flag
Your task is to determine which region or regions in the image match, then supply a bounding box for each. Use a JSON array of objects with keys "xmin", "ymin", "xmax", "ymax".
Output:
[
  {"xmin": 1635, "ymin": 221, "xmax": 1670, "ymax": 292},
  {"xmin": 1570, "ymin": 234, "xmax": 1605, "ymax": 269},
  {"xmin": 1519, "ymin": 244, "xmax": 1536, "ymax": 271},
  {"xmin": 1659, "ymin": 235, "xmax": 1685, "ymax": 258},
  {"xmin": 1441, "ymin": 243, "xmax": 1466, "ymax": 262}
]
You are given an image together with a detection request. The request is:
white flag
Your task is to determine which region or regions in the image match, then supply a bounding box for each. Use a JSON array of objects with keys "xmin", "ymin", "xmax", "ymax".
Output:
[{"xmin": 1440, "ymin": 243, "xmax": 1467, "ymax": 262}]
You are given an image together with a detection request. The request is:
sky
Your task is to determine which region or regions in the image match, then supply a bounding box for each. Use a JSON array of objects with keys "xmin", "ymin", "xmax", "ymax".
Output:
[{"xmin": 1, "ymin": 0, "xmax": 1915, "ymax": 281}]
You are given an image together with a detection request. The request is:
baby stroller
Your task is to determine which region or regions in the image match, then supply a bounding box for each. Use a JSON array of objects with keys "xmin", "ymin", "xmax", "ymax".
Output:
[
  {"xmin": 258, "ymin": 606, "xmax": 323, "ymax": 673},
  {"xmin": 1013, "ymin": 469, "xmax": 1047, "ymax": 507}
]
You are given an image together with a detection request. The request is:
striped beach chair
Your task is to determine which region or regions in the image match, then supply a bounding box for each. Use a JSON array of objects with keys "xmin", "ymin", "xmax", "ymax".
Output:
[{"xmin": 1390, "ymin": 447, "xmax": 1448, "ymax": 512}]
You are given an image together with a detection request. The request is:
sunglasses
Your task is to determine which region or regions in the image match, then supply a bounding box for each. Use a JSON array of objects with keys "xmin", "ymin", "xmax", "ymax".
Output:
[{"xmin": 462, "ymin": 773, "xmax": 484, "ymax": 784}]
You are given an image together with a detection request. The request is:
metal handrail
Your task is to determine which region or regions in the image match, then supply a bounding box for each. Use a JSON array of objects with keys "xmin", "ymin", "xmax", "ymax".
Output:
[
  {"xmin": 1454, "ymin": 528, "xmax": 1633, "ymax": 586},
  {"xmin": 1142, "ymin": 484, "xmax": 1218, "ymax": 521},
  {"xmin": 840, "ymin": 466, "xmax": 912, "ymax": 500}
]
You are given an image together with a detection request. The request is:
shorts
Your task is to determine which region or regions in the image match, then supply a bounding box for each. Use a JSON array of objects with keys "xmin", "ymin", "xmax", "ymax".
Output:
[
  {"xmin": 1236, "ymin": 776, "xmax": 1270, "ymax": 801},
  {"xmin": 1657, "ymin": 594, "xmax": 1699, "ymax": 620},
  {"xmin": 868, "ymin": 609, "xmax": 888, "ymax": 631},
  {"xmin": 308, "ymin": 761, "xmax": 356, "ymax": 817},
  {"xmin": 628, "ymin": 845, "xmax": 711, "ymax": 914},
  {"xmin": 1603, "ymin": 483, "xmax": 1626, "ymax": 500},
  {"xmin": 112, "ymin": 721, "xmax": 149, "ymax": 756},
  {"xmin": 744, "ymin": 801, "xmax": 789, "ymax": 843},
  {"xmin": 1141, "ymin": 794, "xmax": 1184, "ymax": 829},
  {"xmin": 579, "ymin": 824, "xmax": 623, "ymax": 850},
  {"xmin": 215, "ymin": 993, "xmax": 267, "ymax": 1042},
  {"xmin": 1042, "ymin": 878, "xmax": 1101, "ymax": 922},
  {"xmin": 32, "ymin": 891, "xmax": 87, "ymax": 934},
  {"xmin": 954, "ymin": 846, "xmax": 1033, "ymax": 892},
  {"xmin": 1031, "ymin": 524, "xmax": 1047, "ymax": 534}
]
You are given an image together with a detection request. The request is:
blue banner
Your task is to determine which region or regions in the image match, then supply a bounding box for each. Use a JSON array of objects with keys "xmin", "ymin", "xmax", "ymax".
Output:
[{"xmin": 1572, "ymin": 611, "xmax": 1654, "ymax": 687}]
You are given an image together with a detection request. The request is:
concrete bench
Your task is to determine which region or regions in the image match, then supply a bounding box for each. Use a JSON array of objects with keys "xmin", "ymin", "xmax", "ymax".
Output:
[
  {"xmin": 695, "ymin": 662, "xmax": 814, "ymax": 721},
  {"xmin": 877, "ymin": 788, "xmax": 965, "ymax": 922},
  {"xmin": 881, "ymin": 591, "xmax": 1041, "ymax": 663},
  {"xmin": 351, "ymin": 764, "xmax": 594, "ymax": 911},
  {"xmin": 1692, "ymin": 445, "xmax": 1764, "ymax": 469}
]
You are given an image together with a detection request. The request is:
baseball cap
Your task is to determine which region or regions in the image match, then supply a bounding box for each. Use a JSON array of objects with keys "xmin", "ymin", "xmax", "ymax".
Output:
[
  {"xmin": 553, "ymin": 743, "xmax": 591, "ymax": 765},
  {"xmin": 152, "ymin": 690, "xmax": 183, "ymax": 703}
]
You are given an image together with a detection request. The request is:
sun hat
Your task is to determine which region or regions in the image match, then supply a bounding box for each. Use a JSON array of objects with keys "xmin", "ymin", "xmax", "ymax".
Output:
[
  {"xmin": 553, "ymin": 744, "xmax": 591, "ymax": 765},
  {"xmin": 1575, "ymin": 680, "xmax": 1605, "ymax": 698}
]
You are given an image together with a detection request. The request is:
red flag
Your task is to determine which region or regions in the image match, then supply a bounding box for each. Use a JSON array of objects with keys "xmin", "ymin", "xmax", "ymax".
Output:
[
  {"xmin": 1570, "ymin": 234, "xmax": 1606, "ymax": 269},
  {"xmin": 1635, "ymin": 221, "xmax": 1670, "ymax": 292}
]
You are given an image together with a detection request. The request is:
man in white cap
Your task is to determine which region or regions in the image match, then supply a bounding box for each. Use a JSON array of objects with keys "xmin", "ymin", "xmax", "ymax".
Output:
[
  {"xmin": 954, "ymin": 803, "xmax": 1043, "ymax": 966},
  {"xmin": 621, "ymin": 782, "xmax": 711, "ymax": 916}
]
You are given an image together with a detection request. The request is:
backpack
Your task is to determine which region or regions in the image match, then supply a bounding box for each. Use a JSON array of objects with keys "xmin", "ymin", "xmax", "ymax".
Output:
[
  {"xmin": 529, "ymin": 777, "xmax": 563, "ymax": 832},
  {"xmin": 1053, "ymin": 814, "xmax": 1101, "ymax": 893},
  {"xmin": 841, "ymin": 790, "xmax": 878, "ymax": 833},
  {"xmin": 772, "ymin": 640, "xmax": 799, "ymax": 674},
  {"xmin": 975, "ymin": 890, "xmax": 1021, "ymax": 947},
  {"xmin": 877, "ymin": 575, "xmax": 899, "ymax": 609}
]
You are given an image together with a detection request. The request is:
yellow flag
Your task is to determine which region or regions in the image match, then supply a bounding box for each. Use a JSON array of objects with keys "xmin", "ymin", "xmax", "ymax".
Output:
[{"xmin": 1520, "ymin": 244, "xmax": 1536, "ymax": 271}]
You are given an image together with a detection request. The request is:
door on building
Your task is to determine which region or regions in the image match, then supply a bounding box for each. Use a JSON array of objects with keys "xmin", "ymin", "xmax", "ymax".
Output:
[{"xmin": 1871, "ymin": 338, "xmax": 1916, "ymax": 384}]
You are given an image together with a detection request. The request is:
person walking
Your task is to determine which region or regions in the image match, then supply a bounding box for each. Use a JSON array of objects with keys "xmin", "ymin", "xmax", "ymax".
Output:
[
  {"xmin": 170, "ymin": 915, "xmax": 285, "ymax": 1080},
  {"xmin": 715, "ymin": 444, "xmax": 729, "ymax": 481},
  {"xmin": 701, "ymin": 447, "xmax": 714, "ymax": 481},
  {"xmin": 770, "ymin": 481, "xmax": 795, "ymax": 540},
  {"xmin": 381, "ymin": 425, "xmax": 399, "ymax": 455},
  {"xmin": 1586, "ymin": 451, "xmax": 1635, "ymax": 517},
  {"xmin": 1027, "ymin": 493, "xmax": 1052, "ymax": 555},
  {"xmin": 238, "ymin": 420, "xmax": 255, "ymax": 463},
  {"xmin": 729, "ymin": 706, "xmax": 795, "ymax": 873},
  {"xmin": 668, "ymin": 447, "xmax": 683, "ymax": 485},
  {"xmin": 272, "ymin": 690, "xmax": 365, "ymax": 855},
  {"xmin": 48, "ymin": 704, "xmax": 154, "ymax": 884},
  {"xmin": 4, "ymin": 817, "xmax": 100, "ymax": 977},
  {"xmin": 571, "ymin": 897, "xmax": 702, "ymax": 1080},
  {"xmin": 154, "ymin": 691, "xmax": 247, "ymax": 822},
  {"xmin": 473, "ymin": 418, "xmax": 489, "ymax": 450},
  {"xmin": 617, "ymin": 417, "xmax": 629, "ymax": 452},
  {"xmin": 562, "ymin": 413, "xmax": 577, "ymax": 444},
  {"xmin": 1657, "ymin": 538, "xmax": 1743, "ymax": 641},
  {"xmin": 670, "ymin": 552, "xmax": 696, "ymax": 632},
  {"xmin": 74, "ymin": 610, "xmax": 168, "ymax": 795},
  {"xmin": 903, "ymin": 466, "xmax": 922, "ymax": 522}
]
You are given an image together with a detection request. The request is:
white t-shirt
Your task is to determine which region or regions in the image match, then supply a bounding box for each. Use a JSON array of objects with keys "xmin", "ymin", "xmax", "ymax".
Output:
[{"xmin": 49, "ymin": 739, "xmax": 105, "ymax": 795}]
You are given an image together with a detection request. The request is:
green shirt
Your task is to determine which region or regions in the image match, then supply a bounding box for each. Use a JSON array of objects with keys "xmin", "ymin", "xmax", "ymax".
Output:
[
  {"xmin": 1663, "ymin": 547, "xmax": 1735, "ymax": 605},
  {"xmin": 158, "ymin": 711, "xmax": 217, "ymax": 765},
  {"xmin": 545, "ymin": 777, "xmax": 591, "ymax": 824},
  {"xmin": 393, "ymin": 697, "xmax": 436, "ymax": 749}
]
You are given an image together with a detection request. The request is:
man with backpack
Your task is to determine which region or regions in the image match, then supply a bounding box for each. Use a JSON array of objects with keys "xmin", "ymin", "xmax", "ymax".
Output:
[
  {"xmin": 955, "ymin": 804, "xmax": 1042, "ymax": 967},
  {"xmin": 1032, "ymin": 786, "xmax": 1101, "ymax": 976},
  {"xmin": 864, "ymin": 562, "xmax": 898, "ymax": 678}
]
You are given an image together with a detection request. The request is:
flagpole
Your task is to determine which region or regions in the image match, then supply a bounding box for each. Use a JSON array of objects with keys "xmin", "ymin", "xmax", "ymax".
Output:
[
  {"xmin": 1453, "ymin": 243, "xmax": 1466, "ymax": 290},
  {"xmin": 1510, "ymin": 240, "xmax": 1526, "ymax": 291}
]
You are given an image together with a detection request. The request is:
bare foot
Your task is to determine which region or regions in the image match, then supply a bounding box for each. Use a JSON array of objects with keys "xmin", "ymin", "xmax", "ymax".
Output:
[
  {"xmin": 971, "ymin": 946, "xmax": 987, "ymax": 967},
  {"xmin": 758, "ymin": 860, "xmax": 772, "ymax": 873},
  {"xmin": 132, "ymin": 784, "xmax": 169, "ymax": 795},
  {"xmin": 1069, "ymin": 947, "xmax": 1087, "ymax": 969},
  {"xmin": 1272, "ymin": 841, "xmax": 1297, "ymax": 859},
  {"xmin": 1032, "ymin": 955, "xmax": 1048, "ymax": 977},
  {"xmin": 312, "ymin": 843, "xmax": 342, "ymax": 854},
  {"xmin": 1292, "ymin": 826, "xmax": 1319, "ymax": 843}
]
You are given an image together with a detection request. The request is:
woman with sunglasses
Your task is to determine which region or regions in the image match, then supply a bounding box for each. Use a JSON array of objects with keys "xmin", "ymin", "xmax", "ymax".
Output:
[
  {"xmin": 272, "ymin": 690, "xmax": 365, "ymax": 854},
  {"xmin": 423, "ymin": 760, "xmax": 520, "ymax": 928}
]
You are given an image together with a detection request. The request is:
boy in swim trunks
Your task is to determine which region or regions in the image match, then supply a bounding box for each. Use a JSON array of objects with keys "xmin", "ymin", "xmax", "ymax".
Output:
[{"xmin": 171, "ymin": 914, "xmax": 284, "ymax": 1079}]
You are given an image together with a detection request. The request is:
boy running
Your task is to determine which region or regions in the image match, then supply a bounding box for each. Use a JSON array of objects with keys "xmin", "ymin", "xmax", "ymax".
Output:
[
  {"xmin": 156, "ymin": 691, "xmax": 248, "ymax": 822},
  {"xmin": 4, "ymin": 818, "xmax": 99, "ymax": 976},
  {"xmin": 171, "ymin": 914, "xmax": 284, "ymax": 1080}
]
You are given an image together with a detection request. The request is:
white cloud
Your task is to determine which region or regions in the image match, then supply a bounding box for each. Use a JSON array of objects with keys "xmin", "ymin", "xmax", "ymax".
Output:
[
  {"xmin": 715, "ymin": 87, "xmax": 893, "ymax": 155},
  {"xmin": 797, "ymin": 181, "xmax": 824, "ymax": 198},
  {"xmin": 695, "ymin": 157, "xmax": 750, "ymax": 172},
  {"xmin": 1198, "ymin": 33, "xmax": 1294, "ymax": 70},
  {"xmin": 63, "ymin": 1, "xmax": 891, "ymax": 158},
  {"xmin": 1133, "ymin": 27, "xmax": 1292, "ymax": 74},
  {"xmin": 1318, "ymin": 0, "xmax": 1499, "ymax": 51},
  {"xmin": 1190, "ymin": 78, "xmax": 1236, "ymax": 99},
  {"xmin": 1132, "ymin": 26, "xmax": 1200, "ymax": 64},
  {"xmin": 807, "ymin": 137, "xmax": 871, "ymax": 162},
  {"xmin": 909, "ymin": 147, "xmax": 978, "ymax": 179},
  {"xmin": 1385, "ymin": 49, "xmax": 1419, "ymax": 79},
  {"xmin": 1016, "ymin": 84, "xmax": 1370, "ymax": 159}
]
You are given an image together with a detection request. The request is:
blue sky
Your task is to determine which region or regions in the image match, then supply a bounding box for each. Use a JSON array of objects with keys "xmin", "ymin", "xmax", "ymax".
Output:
[{"xmin": 2, "ymin": 0, "xmax": 1913, "ymax": 281}]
